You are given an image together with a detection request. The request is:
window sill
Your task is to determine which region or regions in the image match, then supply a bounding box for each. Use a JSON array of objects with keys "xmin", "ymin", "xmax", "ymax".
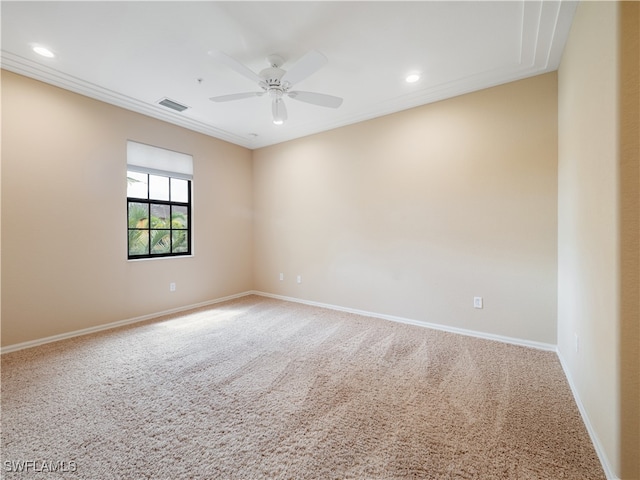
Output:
[{"xmin": 127, "ymin": 255, "xmax": 194, "ymax": 263}]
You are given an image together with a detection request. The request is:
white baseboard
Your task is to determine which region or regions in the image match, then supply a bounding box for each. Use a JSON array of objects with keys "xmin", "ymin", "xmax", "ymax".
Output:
[
  {"xmin": 251, "ymin": 291, "xmax": 556, "ymax": 352},
  {"xmin": 1, "ymin": 290, "xmax": 555, "ymax": 355},
  {"xmin": 556, "ymin": 350, "xmax": 619, "ymax": 480},
  {"xmin": 0, "ymin": 291, "xmax": 254, "ymax": 355}
]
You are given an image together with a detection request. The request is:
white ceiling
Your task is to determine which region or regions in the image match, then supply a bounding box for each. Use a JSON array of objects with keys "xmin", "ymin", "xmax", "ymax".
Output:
[{"xmin": 1, "ymin": 1, "xmax": 577, "ymax": 150}]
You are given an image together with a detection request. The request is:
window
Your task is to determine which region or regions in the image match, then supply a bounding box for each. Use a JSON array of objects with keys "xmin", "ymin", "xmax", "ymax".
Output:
[{"xmin": 127, "ymin": 141, "xmax": 193, "ymax": 259}]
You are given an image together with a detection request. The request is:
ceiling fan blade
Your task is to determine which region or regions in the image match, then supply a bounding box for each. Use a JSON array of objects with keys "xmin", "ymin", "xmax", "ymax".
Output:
[
  {"xmin": 287, "ymin": 90, "xmax": 343, "ymax": 108},
  {"xmin": 281, "ymin": 50, "xmax": 327, "ymax": 86},
  {"xmin": 272, "ymin": 98, "xmax": 288, "ymax": 124},
  {"xmin": 208, "ymin": 50, "xmax": 262, "ymax": 84},
  {"xmin": 209, "ymin": 92, "xmax": 264, "ymax": 102}
]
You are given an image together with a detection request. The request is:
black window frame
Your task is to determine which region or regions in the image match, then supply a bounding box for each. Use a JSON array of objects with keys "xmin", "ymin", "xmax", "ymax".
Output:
[{"xmin": 127, "ymin": 171, "xmax": 192, "ymax": 260}]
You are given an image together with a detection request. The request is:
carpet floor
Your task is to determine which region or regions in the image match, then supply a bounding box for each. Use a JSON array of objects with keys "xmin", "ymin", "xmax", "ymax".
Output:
[{"xmin": 1, "ymin": 295, "xmax": 604, "ymax": 479}]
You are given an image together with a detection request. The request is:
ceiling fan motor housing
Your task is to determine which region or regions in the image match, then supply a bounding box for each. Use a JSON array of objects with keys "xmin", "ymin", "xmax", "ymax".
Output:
[{"xmin": 259, "ymin": 66, "xmax": 286, "ymax": 87}]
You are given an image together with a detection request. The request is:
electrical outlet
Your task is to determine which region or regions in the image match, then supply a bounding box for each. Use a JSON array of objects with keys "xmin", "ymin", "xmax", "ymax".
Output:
[
  {"xmin": 170, "ymin": 282, "xmax": 176, "ymax": 292},
  {"xmin": 473, "ymin": 297, "xmax": 483, "ymax": 309},
  {"xmin": 297, "ymin": 275, "xmax": 302, "ymax": 284},
  {"xmin": 279, "ymin": 273, "xmax": 284, "ymax": 281}
]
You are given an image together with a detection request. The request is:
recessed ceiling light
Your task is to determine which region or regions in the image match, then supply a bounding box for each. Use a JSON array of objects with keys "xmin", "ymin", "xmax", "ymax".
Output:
[
  {"xmin": 273, "ymin": 119, "xmax": 284, "ymax": 126},
  {"xmin": 405, "ymin": 73, "xmax": 421, "ymax": 84},
  {"xmin": 32, "ymin": 45, "xmax": 55, "ymax": 58}
]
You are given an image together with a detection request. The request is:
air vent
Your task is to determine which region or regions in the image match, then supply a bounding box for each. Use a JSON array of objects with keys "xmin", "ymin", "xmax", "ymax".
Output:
[{"xmin": 158, "ymin": 98, "xmax": 189, "ymax": 112}]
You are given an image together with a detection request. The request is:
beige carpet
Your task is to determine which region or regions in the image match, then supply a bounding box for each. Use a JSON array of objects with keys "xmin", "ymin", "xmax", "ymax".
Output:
[{"xmin": 1, "ymin": 295, "xmax": 604, "ymax": 479}]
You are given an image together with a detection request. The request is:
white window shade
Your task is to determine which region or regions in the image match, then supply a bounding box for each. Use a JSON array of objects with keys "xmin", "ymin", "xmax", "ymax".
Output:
[{"xmin": 127, "ymin": 141, "xmax": 193, "ymax": 180}]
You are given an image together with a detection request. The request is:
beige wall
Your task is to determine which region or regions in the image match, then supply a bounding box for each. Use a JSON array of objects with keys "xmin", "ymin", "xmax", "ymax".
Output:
[
  {"xmin": 558, "ymin": 1, "xmax": 639, "ymax": 477},
  {"xmin": 1, "ymin": 71, "xmax": 254, "ymax": 347},
  {"xmin": 254, "ymin": 73, "xmax": 558, "ymax": 345}
]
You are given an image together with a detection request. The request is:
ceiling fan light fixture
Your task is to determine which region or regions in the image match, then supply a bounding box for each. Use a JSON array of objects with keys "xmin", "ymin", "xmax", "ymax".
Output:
[{"xmin": 272, "ymin": 97, "xmax": 287, "ymax": 125}]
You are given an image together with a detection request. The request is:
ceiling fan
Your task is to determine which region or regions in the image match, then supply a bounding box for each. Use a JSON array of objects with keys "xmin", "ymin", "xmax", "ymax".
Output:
[{"xmin": 208, "ymin": 50, "xmax": 343, "ymax": 125}]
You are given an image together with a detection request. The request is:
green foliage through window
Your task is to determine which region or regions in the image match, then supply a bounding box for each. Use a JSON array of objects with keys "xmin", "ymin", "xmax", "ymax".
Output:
[{"xmin": 127, "ymin": 171, "xmax": 191, "ymax": 259}]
